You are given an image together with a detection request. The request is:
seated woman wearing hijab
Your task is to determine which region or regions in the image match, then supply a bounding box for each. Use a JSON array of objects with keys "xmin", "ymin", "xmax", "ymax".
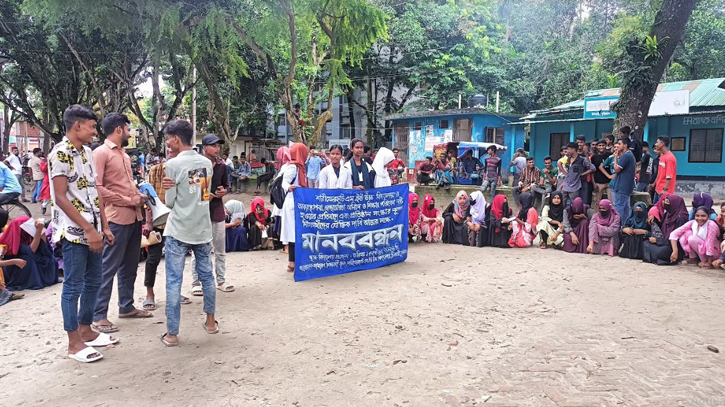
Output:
[
  {"xmin": 0, "ymin": 215, "xmax": 59, "ymax": 291},
  {"xmin": 225, "ymin": 200, "xmax": 249, "ymax": 252},
  {"xmin": 669, "ymin": 206, "xmax": 722, "ymax": 268},
  {"xmin": 486, "ymin": 194, "xmax": 513, "ymax": 248},
  {"xmin": 586, "ymin": 199, "xmax": 621, "ymax": 256},
  {"xmin": 690, "ymin": 192, "xmax": 717, "ymax": 221},
  {"xmin": 642, "ymin": 194, "xmax": 689, "ymax": 265},
  {"xmin": 466, "ymin": 191, "xmax": 489, "ymax": 247},
  {"xmin": 536, "ymin": 191, "xmax": 565, "ymax": 249},
  {"xmin": 619, "ymin": 202, "xmax": 651, "ymax": 259},
  {"xmin": 509, "ymin": 192, "xmax": 538, "ymax": 248},
  {"xmin": 408, "ymin": 193, "xmax": 422, "ymax": 242},
  {"xmin": 420, "ymin": 194, "xmax": 443, "ymax": 243},
  {"xmin": 562, "ymin": 197, "xmax": 592, "ymax": 254},
  {"xmin": 442, "ymin": 191, "xmax": 471, "ymax": 245},
  {"xmin": 245, "ymin": 197, "xmax": 274, "ymax": 250},
  {"xmin": 371, "ymin": 147, "xmax": 395, "ymax": 188}
]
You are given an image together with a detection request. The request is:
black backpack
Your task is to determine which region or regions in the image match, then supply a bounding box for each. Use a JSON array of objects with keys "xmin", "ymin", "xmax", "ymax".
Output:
[{"xmin": 270, "ymin": 172, "xmax": 296, "ymax": 209}]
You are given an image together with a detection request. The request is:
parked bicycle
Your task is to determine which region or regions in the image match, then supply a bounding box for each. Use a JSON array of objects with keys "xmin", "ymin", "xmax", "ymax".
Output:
[{"xmin": 1, "ymin": 197, "xmax": 32, "ymax": 218}]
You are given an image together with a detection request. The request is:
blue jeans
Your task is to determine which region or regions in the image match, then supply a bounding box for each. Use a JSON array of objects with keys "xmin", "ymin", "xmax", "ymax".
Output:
[
  {"xmin": 480, "ymin": 178, "xmax": 498, "ymax": 201},
  {"xmin": 635, "ymin": 182, "xmax": 649, "ymax": 192},
  {"xmin": 31, "ymin": 180, "xmax": 42, "ymax": 203},
  {"xmin": 165, "ymin": 236, "xmax": 216, "ymax": 335},
  {"xmin": 61, "ymin": 240, "xmax": 102, "ymax": 332},
  {"xmin": 612, "ymin": 191, "xmax": 631, "ymax": 224}
]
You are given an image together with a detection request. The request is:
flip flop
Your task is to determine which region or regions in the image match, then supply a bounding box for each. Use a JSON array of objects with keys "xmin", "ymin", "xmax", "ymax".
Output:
[
  {"xmin": 203, "ymin": 320, "xmax": 219, "ymax": 334},
  {"xmin": 68, "ymin": 346, "xmax": 103, "ymax": 363},
  {"xmin": 216, "ymin": 283, "xmax": 235, "ymax": 292},
  {"xmin": 84, "ymin": 332, "xmax": 120, "ymax": 347},
  {"xmin": 142, "ymin": 299, "xmax": 156, "ymax": 311},
  {"xmin": 119, "ymin": 309, "xmax": 153, "ymax": 318},
  {"xmin": 160, "ymin": 333, "xmax": 178, "ymax": 347},
  {"xmin": 181, "ymin": 295, "xmax": 192, "ymax": 305},
  {"xmin": 10, "ymin": 293, "xmax": 25, "ymax": 301},
  {"xmin": 92, "ymin": 323, "xmax": 119, "ymax": 333},
  {"xmin": 191, "ymin": 286, "xmax": 203, "ymax": 296}
]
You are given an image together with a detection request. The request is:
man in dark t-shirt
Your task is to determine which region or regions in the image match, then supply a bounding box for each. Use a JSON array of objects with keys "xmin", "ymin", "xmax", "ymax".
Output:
[
  {"xmin": 195, "ymin": 134, "xmax": 231, "ymax": 294},
  {"xmin": 636, "ymin": 142, "xmax": 654, "ymax": 192},
  {"xmin": 591, "ymin": 140, "xmax": 612, "ymax": 208}
]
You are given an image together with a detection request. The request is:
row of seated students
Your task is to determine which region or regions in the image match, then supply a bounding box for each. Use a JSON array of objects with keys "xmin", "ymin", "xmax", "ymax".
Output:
[{"xmin": 409, "ymin": 190, "xmax": 725, "ymax": 269}]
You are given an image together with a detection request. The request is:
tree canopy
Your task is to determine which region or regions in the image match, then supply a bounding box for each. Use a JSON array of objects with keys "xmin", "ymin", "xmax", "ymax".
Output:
[{"xmin": 0, "ymin": 0, "xmax": 722, "ymax": 148}]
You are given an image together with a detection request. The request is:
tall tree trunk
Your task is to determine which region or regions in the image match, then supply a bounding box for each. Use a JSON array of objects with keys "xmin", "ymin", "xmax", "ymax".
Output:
[
  {"xmin": 366, "ymin": 78, "xmax": 373, "ymax": 146},
  {"xmin": 614, "ymin": 0, "xmax": 698, "ymax": 138},
  {"xmin": 346, "ymin": 87, "xmax": 356, "ymax": 140}
]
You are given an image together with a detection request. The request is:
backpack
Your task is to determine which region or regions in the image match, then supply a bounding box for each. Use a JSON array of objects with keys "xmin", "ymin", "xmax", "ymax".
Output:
[{"xmin": 270, "ymin": 171, "xmax": 296, "ymax": 210}]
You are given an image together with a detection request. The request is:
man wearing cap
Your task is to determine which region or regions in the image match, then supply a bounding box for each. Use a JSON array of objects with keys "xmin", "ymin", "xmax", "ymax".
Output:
[{"xmin": 191, "ymin": 134, "xmax": 233, "ymax": 295}]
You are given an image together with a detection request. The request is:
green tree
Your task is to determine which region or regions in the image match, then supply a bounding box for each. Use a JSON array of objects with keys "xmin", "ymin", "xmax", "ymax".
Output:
[{"xmin": 612, "ymin": 0, "xmax": 700, "ymax": 136}]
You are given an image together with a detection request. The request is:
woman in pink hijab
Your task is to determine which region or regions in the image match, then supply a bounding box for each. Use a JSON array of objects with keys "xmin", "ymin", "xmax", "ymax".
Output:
[{"xmin": 587, "ymin": 199, "xmax": 621, "ymax": 256}]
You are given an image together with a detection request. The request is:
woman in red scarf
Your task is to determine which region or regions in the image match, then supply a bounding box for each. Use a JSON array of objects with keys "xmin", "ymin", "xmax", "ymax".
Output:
[
  {"xmin": 39, "ymin": 158, "xmax": 51, "ymax": 215},
  {"xmin": 246, "ymin": 197, "xmax": 273, "ymax": 250},
  {"xmin": 486, "ymin": 194, "xmax": 513, "ymax": 248},
  {"xmin": 281, "ymin": 143, "xmax": 308, "ymax": 273},
  {"xmin": 0, "ymin": 215, "xmax": 59, "ymax": 291},
  {"xmin": 408, "ymin": 193, "xmax": 422, "ymax": 242},
  {"xmin": 421, "ymin": 194, "xmax": 443, "ymax": 243}
]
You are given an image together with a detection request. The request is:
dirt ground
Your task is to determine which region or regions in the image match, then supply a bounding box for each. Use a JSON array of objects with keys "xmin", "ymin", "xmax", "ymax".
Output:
[{"xmin": 3, "ymin": 216, "xmax": 725, "ymax": 407}]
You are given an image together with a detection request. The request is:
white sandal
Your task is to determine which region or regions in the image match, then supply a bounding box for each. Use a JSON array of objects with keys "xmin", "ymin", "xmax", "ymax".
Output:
[
  {"xmin": 68, "ymin": 346, "xmax": 103, "ymax": 363},
  {"xmin": 84, "ymin": 333, "xmax": 120, "ymax": 347},
  {"xmin": 216, "ymin": 283, "xmax": 235, "ymax": 292},
  {"xmin": 191, "ymin": 286, "xmax": 203, "ymax": 296}
]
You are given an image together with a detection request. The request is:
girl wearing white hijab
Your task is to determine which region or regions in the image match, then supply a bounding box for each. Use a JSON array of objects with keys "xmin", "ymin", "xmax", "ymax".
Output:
[
  {"xmin": 371, "ymin": 147, "xmax": 395, "ymax": 188},
  {"xmin": 466, "ymin": 191, "xmax": 489, "ymax": 247}
]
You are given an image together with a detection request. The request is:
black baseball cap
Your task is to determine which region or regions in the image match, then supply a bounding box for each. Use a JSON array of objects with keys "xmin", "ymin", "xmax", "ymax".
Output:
[{"xmin": 201, "ymin": 134, "xmax": 225, "ymax": 145}]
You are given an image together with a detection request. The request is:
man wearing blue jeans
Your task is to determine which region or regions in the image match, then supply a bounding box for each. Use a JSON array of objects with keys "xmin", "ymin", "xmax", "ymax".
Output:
[
  {"xmin": 160, "ymin": 119, "xmax": 217, "ymax": 347},
  {"xmin": 50, "ymin": 105, "xmax": 117, "ymax": 363},
  {"xmin": 611, "ymin": 137, "xmax": 636, "ymax": 224},
  {"xmin": 29, "ymin": 148, "xmax": 44, "ymax": 203}
]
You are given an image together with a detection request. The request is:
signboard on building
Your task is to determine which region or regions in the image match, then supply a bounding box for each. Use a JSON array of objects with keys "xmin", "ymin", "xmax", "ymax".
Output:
[
  {"xmin": 583, "ymin": 96, "xmax": 618, "ymax": 119},
  {"xmin": 584, "ymin": 90, "xmax": 690, "ymax": 119}
]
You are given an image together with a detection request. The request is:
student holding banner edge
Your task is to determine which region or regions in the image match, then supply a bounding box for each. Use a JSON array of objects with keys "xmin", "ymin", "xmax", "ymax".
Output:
[{"xmin": 281, "ymin": 143, "xmax": 308, "ymax": 274}]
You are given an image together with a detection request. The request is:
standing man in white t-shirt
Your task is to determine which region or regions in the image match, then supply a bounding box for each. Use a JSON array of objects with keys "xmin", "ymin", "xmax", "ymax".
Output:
[{"xmin": 3, "ymin": 146, "xmax": 26, "ymax": 202}]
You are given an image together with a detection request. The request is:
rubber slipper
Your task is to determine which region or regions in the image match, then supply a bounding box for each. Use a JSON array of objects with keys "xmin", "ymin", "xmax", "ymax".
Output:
[
  {"xmin": 203, "ymin": 321, "xmax": 219, "ymax": 334},
  {"xmin": 118, "ymin": 309, "xmax": 153, "ymax": 318},
  {"xmin": 216, "ymin": 283, "xmax": 235, "ymax": 292},
  {"xmin": 92, "ymin": 323, "xmax": 119, "ymax": 333},
  {"xmin": 10, "ymin": 293, "xmax": 25, "ymax": 301},
  {"xmin": 142, "ymin": 299, "xmax": 156, "ymax": 311},
  {"xmin": 84, "ymin": 332, "xmax": 120, "ymax": 347},
  {"xmin": 191, "ymin": 286, "xmax": 203, "ymax": 296},
  {"xmin": 68, "ymin": 346, "xmax": 103, "ymax": 363},
  {"xmin": 160, "ymin": 333, "xmax": 178, "ymax": 347},
  {"xmin": 181, "ymin": 295, "xmax": 192, "ymax": 305}
]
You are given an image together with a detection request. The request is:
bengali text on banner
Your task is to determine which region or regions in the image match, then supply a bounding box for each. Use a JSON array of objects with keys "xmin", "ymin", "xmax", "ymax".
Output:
[{"xmin": 293, "ymin": 184, "xmax": 409, "ymax": 282}]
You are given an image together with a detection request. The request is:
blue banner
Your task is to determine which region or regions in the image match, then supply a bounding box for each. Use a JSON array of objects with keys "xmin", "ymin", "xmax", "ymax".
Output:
[{"xmin": 293, "ymin": 184, "xmax": 409, "ymax": 282}]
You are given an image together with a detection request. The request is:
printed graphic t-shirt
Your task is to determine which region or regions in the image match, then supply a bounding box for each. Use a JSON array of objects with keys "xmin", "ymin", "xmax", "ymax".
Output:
[{"xmin": 163, "ymin": 150, "xmax": 213, "ymax": 245}]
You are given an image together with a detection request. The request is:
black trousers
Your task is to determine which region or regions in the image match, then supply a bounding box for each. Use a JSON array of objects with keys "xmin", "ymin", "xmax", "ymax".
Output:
[
  {"xmin": 257, "ymin": 172, "xmax": 274, "ymax": 187},
  {"xmin": 144, "ymin": 228, "xmax": 165, "ymax": 288},
  {"xmin": 288, "ymin": 243, "xmax": 295, "ymax": 262}
]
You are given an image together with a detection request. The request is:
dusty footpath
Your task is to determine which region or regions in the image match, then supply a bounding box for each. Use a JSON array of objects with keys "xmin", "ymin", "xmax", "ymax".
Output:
[{"xmin": 2, "ymin": 243, "xmax": 725, "ymax": 407}]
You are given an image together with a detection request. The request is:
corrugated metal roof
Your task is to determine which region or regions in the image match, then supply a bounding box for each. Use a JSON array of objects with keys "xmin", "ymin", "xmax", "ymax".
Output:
[{"xmin": 530, "ymin": 78, "xmax": 725, "ymax": 118}]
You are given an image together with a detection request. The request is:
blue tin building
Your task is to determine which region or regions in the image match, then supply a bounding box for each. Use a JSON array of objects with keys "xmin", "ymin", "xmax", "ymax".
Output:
[
  {"xmin": 387, "ymin": 108, "xmax": 525, "ymax": 175},
  {"xmin": 514, "ymin": 78, "xmax": 725, "ymax": 179}
]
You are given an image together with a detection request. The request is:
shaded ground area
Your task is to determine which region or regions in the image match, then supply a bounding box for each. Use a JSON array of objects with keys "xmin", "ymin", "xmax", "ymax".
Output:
[{"xmin": 2, "ymin": 235, "xmax": 725, "ymax": 406}]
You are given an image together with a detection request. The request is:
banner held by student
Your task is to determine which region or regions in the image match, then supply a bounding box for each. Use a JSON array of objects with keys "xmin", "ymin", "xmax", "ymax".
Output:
[{"xmin": 293, "ymin": 184, "xmax": 409, "ymax": 282}]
